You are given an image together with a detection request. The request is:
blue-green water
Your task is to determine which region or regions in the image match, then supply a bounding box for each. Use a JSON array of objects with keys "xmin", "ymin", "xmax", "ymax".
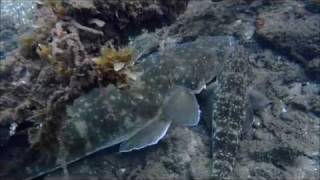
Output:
[{"xmin": 0, "ymin": 0, "xmax": 35, "ymax": 59}]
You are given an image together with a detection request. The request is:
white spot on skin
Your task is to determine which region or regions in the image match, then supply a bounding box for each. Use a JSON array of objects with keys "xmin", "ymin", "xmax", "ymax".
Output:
[
  {"xmin": 84, "ymin": 102, "xmax": 90, "ymax": 108},
  {"xmin": 110, "ymin": 96, "xmax": 116, "ymax": 101},
  {"xmin": 120, "ymin": 109, "xmax": 127, "ymax": 116},
  {"xmin": 74, "ymin": 120, "xmax": 88, "ymax": 138}
]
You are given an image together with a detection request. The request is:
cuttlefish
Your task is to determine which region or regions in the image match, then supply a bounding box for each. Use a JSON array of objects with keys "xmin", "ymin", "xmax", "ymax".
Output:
[
  {"xmin": 63, "ymin": 36, "xmax": 236, "ymax": 156},
  {"xmin": 210, "ymin": 46, "xmax": 271, "ymax": 180},
  {"xmin": 24, "ymin": 36, "xmax": 237, "ymax": 179}
]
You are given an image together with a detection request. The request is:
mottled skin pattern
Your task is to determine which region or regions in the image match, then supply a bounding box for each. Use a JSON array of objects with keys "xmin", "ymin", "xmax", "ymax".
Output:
[
  {"xmin": 61, "ymin": 36, "xmax": 232, "ymax": 162},
  {"xmin": 211, "ymin": 47, "xmax": 252, "ymax": 179},
  {"xmin": 22, "ymin": 36, "xmax": 237, "ymax": 180}
]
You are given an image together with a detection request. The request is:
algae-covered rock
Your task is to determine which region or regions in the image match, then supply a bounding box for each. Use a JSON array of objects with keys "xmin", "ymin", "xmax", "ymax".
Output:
[
  {"xmin": 63, "ymin": 0, "xmax": 189, "ymax": 53},
  {"xmin": 256, "ymin": 4, "xmax": 320, "ymax": 64},
  {"xmin": 306, "ymin": 58, "xmax": 320, "ymax": 80}
]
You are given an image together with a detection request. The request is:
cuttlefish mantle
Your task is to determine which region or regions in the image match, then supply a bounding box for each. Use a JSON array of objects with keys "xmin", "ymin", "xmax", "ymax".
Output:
[{"xmin": 24, "ymin": 36, "xmax": 237, "ymax": 179}]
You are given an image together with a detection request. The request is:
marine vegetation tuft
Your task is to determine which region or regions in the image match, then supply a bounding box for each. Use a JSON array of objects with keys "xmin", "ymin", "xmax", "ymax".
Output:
[
  {"xmin": 36, "ymin": 44, "xmax": 71, "ymax": 76},
  {"xmin": 36, "ymin": 44, "xmax": 54, "ymax": 63},
  {"xmin": 96, "ymin": 46, "xmax": 133, "ymax": 69},
  {"xmin": 19, "ymin": 35, "xmax": 39, "ymax": 58},
  {"xmin": 94, "ymin": 46, "xmax": 135, "ymax": 88}
]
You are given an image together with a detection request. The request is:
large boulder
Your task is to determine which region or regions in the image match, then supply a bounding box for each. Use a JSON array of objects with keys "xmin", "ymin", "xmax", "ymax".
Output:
[{"xmin": 256, "ymin": 4, "xmax": 320, "ymax": 64}]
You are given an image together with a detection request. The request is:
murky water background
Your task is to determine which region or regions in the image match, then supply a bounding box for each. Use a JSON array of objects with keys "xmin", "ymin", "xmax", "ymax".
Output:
[{"xmin": 0, "ymin": 0, "xmax": 35, "ymax": 59}]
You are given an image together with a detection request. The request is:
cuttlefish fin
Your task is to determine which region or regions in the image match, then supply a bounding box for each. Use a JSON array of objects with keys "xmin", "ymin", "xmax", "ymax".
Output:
[
  {"xmin": 119, "ymin": 86, "xmax": 200, "ymax": 152},
  {"xmin": 163, "ymin": 86, "xmax": 201, "ymax": 126},
  {"xmin": 119, "ymin": 119, "xmax": 171, "ymax": 152}
]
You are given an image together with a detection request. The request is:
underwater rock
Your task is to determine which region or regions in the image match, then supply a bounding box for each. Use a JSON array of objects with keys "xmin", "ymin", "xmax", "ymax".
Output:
[
  {"xmin": 0, "ymin": 29, "xmax": 18, "ymax": 59},
  {"xmin": 64, "ymin": 0, "xmax": 189, "ymax": 53},
  {"xmin": 305, "ymin": 0, "xmax": 320, "ymax": 13},
  {"xmin": 306, "ymin": 58, "xmax": 320, "ymax": 80},
  {"xmin": 166, "ymin": 0, "xmax": 235, "ymax": 39},
  {"xmin": 309, "ymin": 96, "xmax": 320, "ymax": 116},
  {"xmin": 164, "ymin": 0, "xmax": 267, "ymax": 43},
  {"xmin": 44, "ymin": 125, "xmax": 211, "ymax": 180},
  {"xmin": 0, "ymin": 124, "xmax": 10, "ymax": 147},
  {"xmin": 256, "ymin": 4, "xmax": 320, "ymax": 64},
  {"xmin": 236, "ymin": 76, "xmax": 320, "ymax": 180}
]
